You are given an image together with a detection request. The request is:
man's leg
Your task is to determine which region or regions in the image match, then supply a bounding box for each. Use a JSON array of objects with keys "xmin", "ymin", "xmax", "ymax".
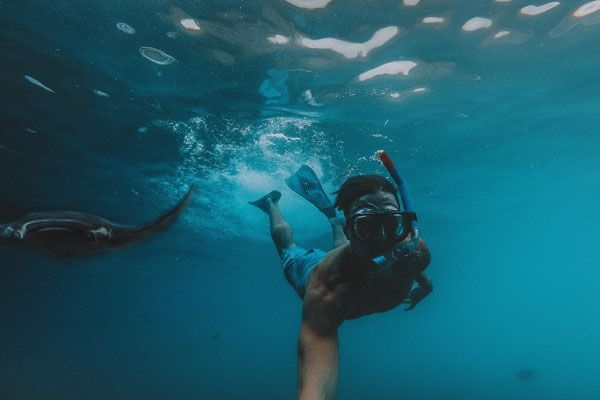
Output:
[
  {"xmin": 330, "ymin": 221, "xmax": 348, "ymax": 249},
  {"xmin": 267, "ymin": 199, "xmax": 296, "ymax": 256},
  {"xmin": 249, "ymin": 190, "xmax": 295, "ymax": 256},
  {"xmin": 268, "ymin": 205, "xmax": 346, "ymax": 251},
  {"xmin": 251, "ymin": 190, "xmax": 331, "ymax": 299}
]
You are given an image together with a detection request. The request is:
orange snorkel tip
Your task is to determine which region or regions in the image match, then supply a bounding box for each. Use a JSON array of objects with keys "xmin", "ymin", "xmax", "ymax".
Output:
[{"xmin": 378, "ymin": 150, "xmax": 395, "ymax": 171}]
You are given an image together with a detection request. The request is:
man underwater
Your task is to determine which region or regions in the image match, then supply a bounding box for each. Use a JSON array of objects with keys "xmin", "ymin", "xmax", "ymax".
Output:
[{"xmin": 250, "ymin": 159, "xmax": 432, "ymax": 400}]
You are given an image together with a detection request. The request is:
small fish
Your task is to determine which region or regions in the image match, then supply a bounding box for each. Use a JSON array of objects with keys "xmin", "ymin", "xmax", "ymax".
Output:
[
  {"xmin": 93, "ymin": 89, "xmax": 110, "ymax": 98},
  {"xmin": 210, "ymin": 334, "xmax": 221, "ymax": 340},
  {"xmin": 0, "ymin": 144, "xmax": 20, "ymax": 154},
  {"xmin": 24, "ymin": 75, "xmax": 56, "ymax": 93},
  {"xmin": 516, "ymin": 368, "xmax": 538, "ymax": 381}
]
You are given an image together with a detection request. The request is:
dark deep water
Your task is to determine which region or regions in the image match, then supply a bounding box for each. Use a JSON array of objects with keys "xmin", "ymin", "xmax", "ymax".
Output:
[{"xmin": 1, "ymin": 0, "xmax": 600, "ymax": 399}]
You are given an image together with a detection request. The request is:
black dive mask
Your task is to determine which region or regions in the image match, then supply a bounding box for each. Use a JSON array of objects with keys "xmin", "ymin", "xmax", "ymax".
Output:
[{"xmin": 349, "ymin": 211, "xmax": 416, "ymax": 243}]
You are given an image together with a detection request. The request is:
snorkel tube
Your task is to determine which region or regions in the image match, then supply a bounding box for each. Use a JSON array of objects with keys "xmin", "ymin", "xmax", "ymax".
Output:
[{"xmin": 370, "ymin": 150, "xmax": 420, "ymax": 272}]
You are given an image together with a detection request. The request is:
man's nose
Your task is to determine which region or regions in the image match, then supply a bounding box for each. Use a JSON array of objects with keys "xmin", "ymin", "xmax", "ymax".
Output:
[
  {"xmin": 371, "ymin": 229, "xmax": 389, "ymax": 246},
  {"xmin": 372, "ymin": 225, "xmax": 386, "ymax": 239}
]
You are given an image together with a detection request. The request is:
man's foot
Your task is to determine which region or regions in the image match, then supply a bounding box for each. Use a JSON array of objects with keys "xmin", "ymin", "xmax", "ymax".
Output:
[{"xmin": 248, "ymin": 190, "xmax": 281, "ymax": 213}]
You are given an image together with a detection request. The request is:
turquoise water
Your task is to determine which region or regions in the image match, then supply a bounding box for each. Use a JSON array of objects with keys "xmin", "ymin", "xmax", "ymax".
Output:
[{"xmin": 1, "ymin": 0, "xmax": 600, "ymax": 398}]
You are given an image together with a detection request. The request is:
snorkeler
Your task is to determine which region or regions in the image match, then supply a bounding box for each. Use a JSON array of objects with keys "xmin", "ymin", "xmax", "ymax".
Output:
[{"xmin": 249, "ymin": 152, "xmax": 432, "ymax": 400}]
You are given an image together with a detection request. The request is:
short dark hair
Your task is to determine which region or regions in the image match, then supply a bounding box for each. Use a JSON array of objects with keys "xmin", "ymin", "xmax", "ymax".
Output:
[{"xmin": 334, "ymin": 175, "xmax": 399, "ymax": 216}]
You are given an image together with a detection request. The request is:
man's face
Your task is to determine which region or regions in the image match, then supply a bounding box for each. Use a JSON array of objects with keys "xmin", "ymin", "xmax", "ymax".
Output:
[{"xmin": 345, "ymin": 190, "xmax": 400, "ymax": 261}]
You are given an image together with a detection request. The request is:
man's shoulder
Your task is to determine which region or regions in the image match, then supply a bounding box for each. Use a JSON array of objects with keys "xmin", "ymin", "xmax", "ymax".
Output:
[
  {"xmin": 321, "ymin": 244, "xmax": 350, "ymax": 266},
  {"xmin": 310, "ymin": 245, "xmax": 349, "ymax": 281},
  {"xmin": 308, "ymin": 246, "xmax": 354, "ymax": 299}
]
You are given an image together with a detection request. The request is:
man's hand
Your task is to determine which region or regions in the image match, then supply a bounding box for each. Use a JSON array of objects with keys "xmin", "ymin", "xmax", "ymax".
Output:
[
  {"xmin": 408, "ymin": 239, "xmax": 431, "ymax": 271},
  {"xmin": 401, "ymin": 297, "xmax": 417, "ymax": 311},
  {"xmin": 402, "ymin": 272, "xmax": 433, "ymax": 311}
]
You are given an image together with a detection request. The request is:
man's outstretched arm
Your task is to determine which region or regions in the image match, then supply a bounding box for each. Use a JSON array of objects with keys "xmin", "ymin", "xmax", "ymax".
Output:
[
  {"xmin": 297, "ymin": 281, "xmax": 346, "ymax": 400},
  {"xmin": 297, "ymin": 322, "xmax": 339, "ymax": 400}
]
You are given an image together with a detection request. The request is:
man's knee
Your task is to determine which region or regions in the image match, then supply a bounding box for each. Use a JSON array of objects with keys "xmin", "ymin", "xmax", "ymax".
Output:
[
  {"xmin": 278, "ymin": 243, "xmax": 297, "ymax": 259},
  {"xmin": 271, "ymin": 222, "xmax": 292, "ymax": 239},
  {"xmin": 271, "ymin": 223, "xmax": 294, "ymax": 252}
]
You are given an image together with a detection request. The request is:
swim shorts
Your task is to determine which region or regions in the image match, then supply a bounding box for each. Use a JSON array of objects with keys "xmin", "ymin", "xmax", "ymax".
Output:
[{"xmin": 282, "ymin": 246, "xmax": 327, "ymax": 299}]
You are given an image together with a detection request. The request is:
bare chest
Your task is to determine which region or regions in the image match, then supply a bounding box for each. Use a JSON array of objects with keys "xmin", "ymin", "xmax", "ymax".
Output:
[{"xmin": 327, "ymin": 268, "xmax": 414, "ymax": 319}]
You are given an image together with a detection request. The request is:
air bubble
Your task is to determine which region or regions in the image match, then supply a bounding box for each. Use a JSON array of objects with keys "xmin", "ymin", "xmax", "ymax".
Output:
[
  {"xmin": 483, "ymin": 29, "xmax": 532, "ymax": 45},
  {"xmin": 139, "ymin": 47, "xmax": 177, "ymax": 65},
  {"xmin": 549, "ymin": 2, "xmax": 600, "ymax": 37},
  {"xmin": 116, "ymin": 22, "xmax": 135, "ymax": 34},
  {"xmin": 462, "ymin": 17, "xmax": 493, "ymax": 32}
]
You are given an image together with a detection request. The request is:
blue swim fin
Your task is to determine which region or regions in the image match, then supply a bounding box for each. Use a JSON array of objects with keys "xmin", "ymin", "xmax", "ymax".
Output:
[{"xmin": 285, "ymin": 165, "xmax": 336, "ymax": 218}]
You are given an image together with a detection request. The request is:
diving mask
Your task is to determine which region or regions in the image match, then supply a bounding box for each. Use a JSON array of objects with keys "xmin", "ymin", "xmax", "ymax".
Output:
[{"xmin": 350, "ymin": 210, "xmax": 416, "ymax": 243}]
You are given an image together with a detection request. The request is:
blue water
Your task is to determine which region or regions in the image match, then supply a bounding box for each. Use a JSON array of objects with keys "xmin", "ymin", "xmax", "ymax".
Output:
[{"xmin": 2, "ymin": 0, "xmax": 600, "ymax": 398}]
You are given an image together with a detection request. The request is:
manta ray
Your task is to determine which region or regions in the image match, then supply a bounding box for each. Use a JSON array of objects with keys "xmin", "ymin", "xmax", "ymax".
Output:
[{"xmin": 0, "ymin": 188, "xmax": 193, "ymax": 258}]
